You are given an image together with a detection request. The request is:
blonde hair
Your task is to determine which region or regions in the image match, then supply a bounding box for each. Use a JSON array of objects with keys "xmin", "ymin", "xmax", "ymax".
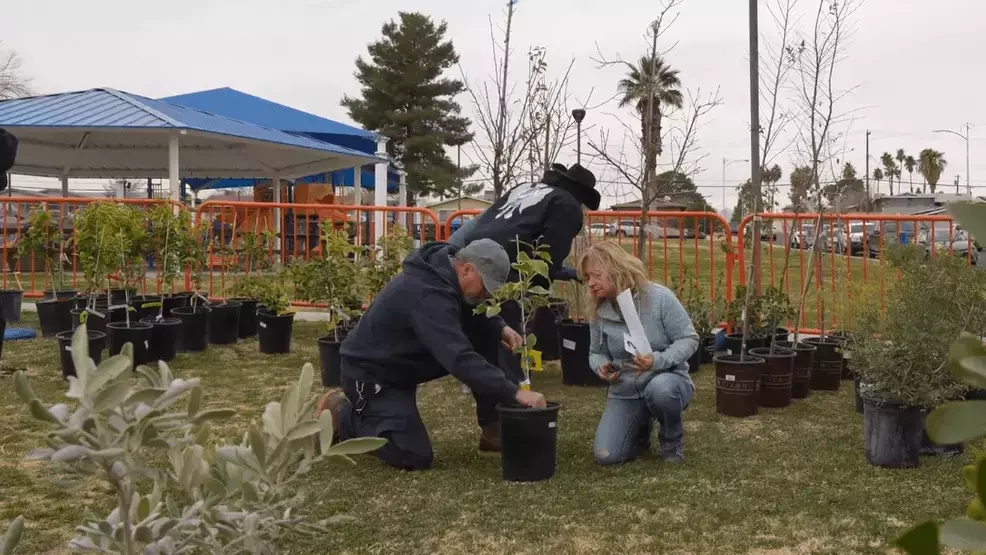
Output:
[{"xmin": 577, "ymin": 241, "xmax": 651, "ymax": 320}]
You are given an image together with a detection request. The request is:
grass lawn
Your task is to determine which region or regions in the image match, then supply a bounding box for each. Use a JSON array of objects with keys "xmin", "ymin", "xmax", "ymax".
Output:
[{"xmin": 0, "ymin": 315, "xmax": 967, "ymax": 554}]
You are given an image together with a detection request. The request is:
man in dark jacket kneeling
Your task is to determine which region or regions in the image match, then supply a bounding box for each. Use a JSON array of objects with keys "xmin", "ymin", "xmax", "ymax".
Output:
[{"xmin": 317, "ymin": 239, "xmax": 547, "ymax": 471}]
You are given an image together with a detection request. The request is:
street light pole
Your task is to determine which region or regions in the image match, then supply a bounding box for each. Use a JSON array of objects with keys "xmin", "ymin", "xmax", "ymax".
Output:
[
  {"xmin": 934, "ymin": 124, "xmax": 972, "ymax": 195},
  {"xmin": 572, "ymin": 108, "xmax": 587, "ymax": 165}
]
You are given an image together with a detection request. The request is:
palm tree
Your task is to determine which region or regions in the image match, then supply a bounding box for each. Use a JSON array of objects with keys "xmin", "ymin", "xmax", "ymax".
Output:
[
  {"xmin": 895, "ymin": 149, "xmax": 907, "ymax": 189},
  {"xmin": 904, "ymin": 155, "xmax": 917, "ymax": 193},
  {"xmin": 880, "ymin": 152, "xmax": 897, "ymax": 195},
  {"xmin": 918, "ymin": 149, "xmax": 948, "ymax": 194},
  {"xmin": 617, "ymin": 55, "xmax": 684, "ymax": 174},
  {"xmin": 873, "ymin": 168, "xmax": 884, "ymax": 196}
]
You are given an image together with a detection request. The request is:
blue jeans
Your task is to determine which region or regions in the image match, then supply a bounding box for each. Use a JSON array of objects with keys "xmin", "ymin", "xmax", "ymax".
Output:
[{"xmin": 593, "ymin": 372, "xmax": 694, "ymax": 465}]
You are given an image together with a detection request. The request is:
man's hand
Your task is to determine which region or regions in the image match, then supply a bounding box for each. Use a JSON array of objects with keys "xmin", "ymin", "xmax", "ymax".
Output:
[
  {"xmin": 627, "ymin": 353, "xmax": 655, "ymax": 375},
  {"xmin": 598, "ymin": 362, "xmax": 621, "ymax": 382},
  {"xmin": 515, "ymin": 389, "xmax": 547, "ymax": 408},
  {"xmin": 501, "ymin": 326, "xmax": 523, "ymax": 350}
]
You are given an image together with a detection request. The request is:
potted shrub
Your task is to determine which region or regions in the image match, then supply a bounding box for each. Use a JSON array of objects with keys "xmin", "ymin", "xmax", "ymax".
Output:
[
  {"xmin": 228, "ymin": 223, "xmax": 277, "ymax": 338},
  {"xmin": 73, "ymin": 202, "xmax": 139, "ymax": 330},
  {"xmin": 476, "ymin": 238, "xmax": 560, "ymax": 482},
  {"xmin": 255, "ymin": 268, "xmax": 295, "ymax": 355},
  {"xmin": 294, "ymin": 224, "xmax": 367, "ymax": 386},
  {"xmin": 672, "ymin": 274, "xmax": 727, "ymax": 373},
  {"xmin": 553, "ymin": 230, "xmax": 604, "ymax": 387},
  {"xmin": 136, "ymin": 204, "xmax": 190, "ymax": 363},
  {"xmin": 170, "ymin": 218, "xmax": 213, "ymax": 353},
  {"xmin": 851, "ymin": 243, "xmax": 984, "ymax": 469},
  {"xmin": 714, "ymin": 260, "xmax": 766, "ymax": 418},
  {"xmin": 0, "ymin": 275, "xmax": 23, "ymax": 325},
  {"xmin": 18, "ymin": 205, "xmax": 74, "ymax": 336},
  {"xmin": 101, "ymin": 204, "xmax": 152, "ymax": 366}
]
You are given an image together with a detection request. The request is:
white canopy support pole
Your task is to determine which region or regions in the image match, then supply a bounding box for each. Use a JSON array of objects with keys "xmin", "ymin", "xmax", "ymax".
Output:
[
  {"xmin": 168, "ymin": 134, "xmax": 181, "ymax": 204},
  {"xmin": 398, "ymin": 171, "xmax": 409, "ymax": 235},
  {"xmin": 60, "ymin": 176, "xmax": 69, "ymax": 196},
  {"xmin": 353, "ymin": 165, "xmax": 362, "ymax": 244},
  {"xmin": 273, "ymin": 173, "xmax": 282, "ymax": 257},
  {"xmin": 374, "ymin": 138, "xmax": 388, "ymax": 242}
]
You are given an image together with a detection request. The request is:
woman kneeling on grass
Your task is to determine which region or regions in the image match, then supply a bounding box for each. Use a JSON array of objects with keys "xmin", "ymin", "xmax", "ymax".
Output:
[{"xmin": 580, "ymin": 241, "xmax": 698, "ymax": 465}]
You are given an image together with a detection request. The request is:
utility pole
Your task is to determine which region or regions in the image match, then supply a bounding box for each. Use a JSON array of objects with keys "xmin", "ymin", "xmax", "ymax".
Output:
[
  {"xmin": 456, "ymin": 144, "xmax": 462, "ymax": 212},
  {"xmin": 955, "ymin": 174, "xmax": 961, "ymax": 195},
  {"xmin": 748, "ymin": 0, "xmax": 762, "ymax": 292},
  {"xmin": 722, "ymin": 157, "xmax": 749, "ymax": 212},
  {"xmin": 934, "ymin": 123, "xmax": 972, "ymax": 196},
  {"xmin": 864, "ymin": 130, "xmax": 871, "ymax": 211}
]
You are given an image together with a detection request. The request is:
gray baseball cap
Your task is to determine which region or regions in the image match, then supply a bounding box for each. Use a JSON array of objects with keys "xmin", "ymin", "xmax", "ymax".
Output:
[{"xmin": 456, "ymin": 239, "xmax": 511, "ymax": 294}]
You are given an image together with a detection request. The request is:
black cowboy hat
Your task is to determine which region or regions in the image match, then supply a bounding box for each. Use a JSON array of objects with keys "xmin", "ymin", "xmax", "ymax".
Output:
[
  {"xmin": 549, "ymin": 162, "xmax": 600, "ymax": 210},
  {"xmin": 0, "ymin": 128, "xmax": 17, "ymax": 192}
]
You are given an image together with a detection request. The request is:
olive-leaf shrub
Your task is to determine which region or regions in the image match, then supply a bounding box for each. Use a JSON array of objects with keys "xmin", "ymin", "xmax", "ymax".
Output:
[
  {"xmin": 895, "ymin": 200, "xmax": 986, "ymax": 554},
  {"xmin": 0, "ymin": 516, "xmax": 23, "ymax": 555},
  {"xmin": 363, "ymin": 224, "xmax": 414, "ymax": 296},
  {"xmin": 9, "ymin": 325, "xmax": 384, "ymax": 554},
  {"xmin": 474, "ymin": 239, "xmax": 553, "ymax": 387}
]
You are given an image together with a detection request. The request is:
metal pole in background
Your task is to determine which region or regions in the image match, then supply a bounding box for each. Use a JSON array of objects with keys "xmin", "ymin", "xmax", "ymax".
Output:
[
  {"xmin": 572, "ymin": 108, "xmax": 586, "ymax": 165},
  {"xmin": 748, "ymin": 0, "xmax": 762, "ymax": 291}
]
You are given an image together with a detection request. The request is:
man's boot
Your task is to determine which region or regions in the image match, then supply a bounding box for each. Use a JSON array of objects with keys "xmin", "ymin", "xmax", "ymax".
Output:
[{"xmin": 479, "ymin": 421, "xmax": 501, "ymax": 453}]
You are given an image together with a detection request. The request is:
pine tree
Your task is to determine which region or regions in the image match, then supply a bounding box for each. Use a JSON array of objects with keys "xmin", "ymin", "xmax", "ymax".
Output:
[{"xmin": 342, "ymin": 12, "xmax": 473, "ymax": 204}]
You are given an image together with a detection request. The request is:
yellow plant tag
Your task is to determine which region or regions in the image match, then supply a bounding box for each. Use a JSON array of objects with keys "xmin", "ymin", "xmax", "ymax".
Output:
[
  {"xmin": 528, "ymin": 349, "xmax": 543, "ymax": 372},
  {"xmin": 519, "ymin": 380, "xmax": 531, "ymax": 391}
]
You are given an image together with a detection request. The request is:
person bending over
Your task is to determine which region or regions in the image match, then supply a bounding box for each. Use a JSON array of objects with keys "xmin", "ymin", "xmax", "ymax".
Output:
[
  {"xmin": 579, "ymin": 241, "xmax": 698, "ymax": 465},
  {"xmin": 318, "ymin": 239, "xmax": 546, "ymax": 471}
]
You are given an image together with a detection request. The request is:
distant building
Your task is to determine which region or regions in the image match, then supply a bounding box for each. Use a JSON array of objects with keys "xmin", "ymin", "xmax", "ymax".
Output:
[
  {"xmin": 425, "ymin": 196, "xmax": 493, "ymax": 226},
  {"xmin": 873, "ymin": 192, "xmax": 985, "ymax": 215},
  {"xmin": 608, "ymin": 198, "xmax": 688, "ymax": 212}
]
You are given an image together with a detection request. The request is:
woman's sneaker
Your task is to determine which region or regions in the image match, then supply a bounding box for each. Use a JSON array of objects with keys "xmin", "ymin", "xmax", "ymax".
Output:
[{"xmin": 660, "ymin": 440, "xmax": 685, "ymax": 463}]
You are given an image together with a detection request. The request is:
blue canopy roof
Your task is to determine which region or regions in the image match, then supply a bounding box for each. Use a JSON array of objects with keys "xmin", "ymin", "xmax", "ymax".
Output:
[
  {"xmin": 161, "ymin": 88, "xmax": 399, "ymax": 192},
  {"xmin": 0, "ymin": 88, "xmax": 383, "ymax": 180}
]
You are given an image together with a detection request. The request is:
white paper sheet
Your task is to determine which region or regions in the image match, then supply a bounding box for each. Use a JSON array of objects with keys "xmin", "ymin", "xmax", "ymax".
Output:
[{"xmin": 616, "ymin": 289, "xmax": 650, "ymax": 355}]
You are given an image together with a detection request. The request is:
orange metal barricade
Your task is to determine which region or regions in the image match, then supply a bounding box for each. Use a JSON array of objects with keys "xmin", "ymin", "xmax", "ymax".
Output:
[
  {"xmin": 194, "ymin": 200, "xmax": 440, "ymax": 302},
  {"xmin": 0, "ymin": 196, "xmax": 185, "ymax": 298},
  {"xmin": 736, "ymin": 212, "xmax": 976, "ymax": 334},
  {"xmin": 442, "ymin": 209, "xmax": 736, "ymax": 308}
]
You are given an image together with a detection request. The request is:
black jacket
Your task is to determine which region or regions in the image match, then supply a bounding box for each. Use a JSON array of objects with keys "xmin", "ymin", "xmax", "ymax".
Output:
[
  {"xmin": 339, "ymin": 242, "xmax": 519, "ymax": 403},
  {"xmin": 450, "ymin": 180, "xmax": 583, "ymax": 281}
]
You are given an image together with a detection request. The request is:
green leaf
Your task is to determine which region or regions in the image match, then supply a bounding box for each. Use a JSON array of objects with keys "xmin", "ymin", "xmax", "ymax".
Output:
[
  {"xmin": 241, "ymin": 481, "xmax": 259, "ymax": 503},
  {"xmin": 895, "ymin": 520, "xmax": 939, "ymax": 555},
  {"xmin": 1, "ymin": 515, "xmax": 24, "ymax": 555},
  {"xmin": 285, "ymin": 421, "xmax": 322, "ymax": 442},
  {"xmin": 136, "ymin": 496, "xmax": 150, "ymax": 521},
  {"xmin": 323, "ymin": 437, "xmax": 387, "ymax": 457},
  {"xmin": 529, "ymin": 286, "xmax": 551, "ymax": 296},
  {"xmin": 125, "ymin": 388, "xmax": 164, "ymax": 408},
  {"xmin": 93, "ymin": 380, "xmax": 130, "ymax": 413},
  {"xmin": 927, "ymin": 401, "xmax": 986, "ymax": 444},
  {"xmin": 28, "ymin": 399, "xmax": 60, "ymax": 424},
  {"xmin": 949, "ymin": 333, "xmax": 986, "ymax": 388},
  {"xmin": 485, "ymin": 304, "xmax": 501, "ymax": 318},
  {"xmin": 530, "ymin": 260, "xmax": 550, "ymax": 279},
  {"xmin": 978, "ymin": 459, "xmax": 986, "ymax": 505},
  {"xmin": 940, "ymin": 517, "xmax": 986, "ymax": 551},
  {"xmin": 12, "ymin": 371, "xmax": 35, "ymax": 404},
  {"xmin": 88, "ymin": 448, "xmax": 125, "ymax": 460},
  {"xmin": 318, "ymin": 410, "xmax": 334, "ymax": 452},
  {"xmin": 949, "ymin": 201, "xmax": 986, "ymax": 246},
  {"xmin": 298, "ymin": 363, "xmax": 315, "ymax": 409},
  {"xmin": 192, "ymin": 409, "xmax": 236, "ymax": 425},
  {"xmin": 87, "ymin": 355, "xmax": 131, "ymax": 395},
  {"xmin": 249, "ymin": 424, "xmax": 267, "ymax": 467},
  {"xmin": 187, "ymin": 386, "xmax": 202, "ymax": 417},
  {"xmin": 50, "ymin": 445, "xmax": 90, "ymax": 462},
  {"xmin": 133, "ymin": 525, "xmax": 153, "ymax": 543}
]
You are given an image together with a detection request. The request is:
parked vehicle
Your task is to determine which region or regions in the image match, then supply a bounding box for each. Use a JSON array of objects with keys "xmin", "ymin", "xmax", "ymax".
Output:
[
  {"xmin": 606, "ymin": 220, "xmax": 641, "ymax": 237},
  {"xmin": 833, "ymin": 222, "xmax": 875, "ymax": 255},
  {"xmin": 867, "ymin": 221, "xmax": 917, "ymax": 258},
  {"xmin": 922, "ymin": 226, "xmax": 980, "ymax": 265}
]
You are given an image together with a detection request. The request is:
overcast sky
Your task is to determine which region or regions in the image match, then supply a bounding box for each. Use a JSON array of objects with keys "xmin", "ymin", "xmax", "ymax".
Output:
[{"xmin": 4, "ymin": 0, "xmax": 985, "ymax": 210}]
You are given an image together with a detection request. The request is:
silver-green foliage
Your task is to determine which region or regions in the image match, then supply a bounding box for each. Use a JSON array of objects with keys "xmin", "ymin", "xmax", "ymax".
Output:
[
  {"xmin": 9, "ymin": 325, "xmax": 385, "ymax": 554},
  {"xmin": 897, "ymin": 201, "xmax": 986, "ymax": 554}
]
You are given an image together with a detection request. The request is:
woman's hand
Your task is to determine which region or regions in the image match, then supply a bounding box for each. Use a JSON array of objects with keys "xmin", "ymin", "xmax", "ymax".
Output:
[
  {"xmin": 598, "ymin": 362, "xmax": 621, "ymax": 382},
  {"xmin": 627, "ymin": 353, "xmax": 655, "ymax": 375}
]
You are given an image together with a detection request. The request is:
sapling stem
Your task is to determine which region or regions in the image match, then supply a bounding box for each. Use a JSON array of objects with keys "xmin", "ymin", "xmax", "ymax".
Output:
[{"xmin": 792, "ymin": 198, "xmax": 827, "ymax": 345}]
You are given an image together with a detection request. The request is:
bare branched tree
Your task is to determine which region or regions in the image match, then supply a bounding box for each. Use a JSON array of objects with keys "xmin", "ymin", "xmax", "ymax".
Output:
[
  {"xmin": 787, "ymin": 0, "xmax": 859, "ymax": 342},
  {"xmin": 462, "ymin": 2, "xmax": 581, "ymax": 199},
  {"xmin": 0, "ymin": 44, "xmax": 32, "ymax": 100},
  {"xmin": 759, "ymin": 0, "xmax": 801, "ymax": 168},
  {"xmin": 587, "ymin": 87, "xmax": 722, "ymax": 258}
]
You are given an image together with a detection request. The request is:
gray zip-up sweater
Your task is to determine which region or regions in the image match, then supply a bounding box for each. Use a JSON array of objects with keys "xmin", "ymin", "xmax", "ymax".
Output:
[{"xmin": 588, "ymin": 283, "xmax": 699, "ymax": 399}]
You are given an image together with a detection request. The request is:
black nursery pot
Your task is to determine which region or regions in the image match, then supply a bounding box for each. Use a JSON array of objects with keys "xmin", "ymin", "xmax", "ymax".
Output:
[
  {"xmin": 71, "ymin": 308, "xmax": 109, "ymax": 335},
  {"xmin": 139, "ymin": 317, "xmax": 182, "ymax": 363},
  {"xmin": 714, "ymin": 354, "xmax": 766, "ymax": 418},
  {"xmin": 106, "ymin": 321, "xmax": 154, "ymax": 367},
  {"xmin": 497, "ymin": 402, "xmax": 561, "ymax": 483},
  {"xmin": 36, "ymin": 297, "xmax": 74, "ymax": 337},
  {"xmin": 230, "ymin": 298, "xmax": 260, "ymax": 339},
  {"xmin": 774, "ymin": 340, "xmax": 816, "ymax": 400},
  {"xmin": 862, "ymin": 398, "xmax": 924, "ymax": 469},
  {"xmin": 558, "ymin": 319, "xmax": 606, "ymax": 387},
  {"xmin": 171, "ymin": 306, "xmax": 212, "ymax": 353},
  {"xmin": 207, "ymin": 300, "xmax": 242, "ymax": 345},
  {"xmin": 130, "ymin": 295, "xmax": 163, "ymax": 321},
  {"xmin": 44, "ymin": 289, "xmax": 78, "ymax": 300},
  {"xmin": 318, "ymin": 336, "xmax": 342, "ymax": 387},
  {"xmin": 529, "ymin": 299, "xmax": 569, "ymax": 362},
  {"xmin": 257, "ymin": 309, "xmax": 295, "ymax": 354},
  {"xmin": 55, "ymin": 329, "xmax": 107, "ymax": 380},
  {"xmin": 724, "ymin": 333, "xmax": 769, "ymax": 356},
  {"xmin": 0, "ymin": 289, "xmax": 23, "ymax": 324},
  {"xmin": 109, "ymin": 288, "xmax": 136, "ymax": 306},
  {"xmin": 699, "ymin": 336, "xmax": 716, "ymax": 364},
  {"xmin": 161, "ymin": 294, "xmax": 190, "ymax": 318},
  {"xmin": 804, "ymin": 337, "xmax": 843, "ymax": 391}
]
